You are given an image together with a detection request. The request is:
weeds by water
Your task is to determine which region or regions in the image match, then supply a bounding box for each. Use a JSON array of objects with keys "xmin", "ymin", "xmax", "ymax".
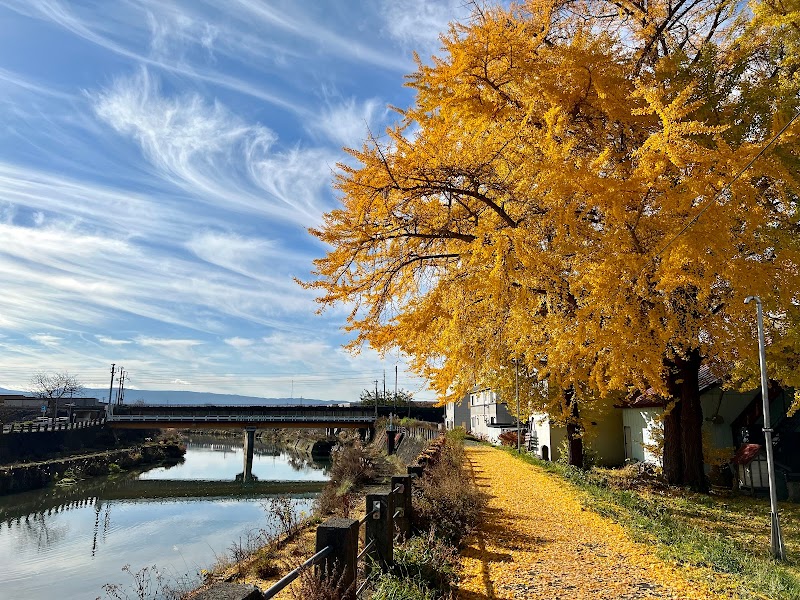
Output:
[
  {"xmin": 288, "ymin": 561, "xmax": 354, "ymax": 600},
  {"xmin": 97, "ymin": 564, "xmax": 194, "ymax": 600},
  {"xmin": 316, "ymin": 438, "xmax": 377, "ymax": 517}
]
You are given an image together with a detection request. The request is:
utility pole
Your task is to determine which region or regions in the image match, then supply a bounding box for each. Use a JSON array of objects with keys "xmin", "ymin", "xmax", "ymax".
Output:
[
  {"xmin": 117, "ymin": 368, "xmax": 126, "ymax": 405},
  {"xmin": 745, "ymin": 295, "xmax": 786, "ymax": 560},
  {"xmin": 394, "ymin": 365, "xmax": 398, "ymax": 413},
  {"xmin": 115, "ymin": 367, "xmax": 122, "ymax": 405},
  {"xmin": 374, "ymin": 380, "xmax": 379, "ymax": 422},
  {"xmin": 108, "ymin": 364, "xmax": 115, "ymax": 413}
]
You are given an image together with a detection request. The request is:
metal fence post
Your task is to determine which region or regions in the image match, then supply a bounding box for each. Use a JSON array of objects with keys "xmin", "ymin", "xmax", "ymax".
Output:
[
  {"xmin": 391, "ymin": 475, "xmax": 412, "ymax": 540},
  {"xmin": 408, "ymin": 464, "xmax": 424, "ymax": 477},
  {"xmin": 365, "ymin": 491, "xmax": 394, "ymax": 571},
  {"xmin": 316, "ymin": 517, "xmax": 359, "ymax": 599}
]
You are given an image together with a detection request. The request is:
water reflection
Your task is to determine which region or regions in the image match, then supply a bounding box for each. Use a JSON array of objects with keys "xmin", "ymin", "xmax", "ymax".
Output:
[{"xmin": 0, "ymin": 436, "xmax": 329, "ymax": 600}]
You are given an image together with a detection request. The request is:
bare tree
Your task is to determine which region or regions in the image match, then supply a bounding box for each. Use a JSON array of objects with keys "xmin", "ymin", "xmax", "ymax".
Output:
[{"xmin": 30, "ymin": 371, "xmax": 84, "ymax": 422}]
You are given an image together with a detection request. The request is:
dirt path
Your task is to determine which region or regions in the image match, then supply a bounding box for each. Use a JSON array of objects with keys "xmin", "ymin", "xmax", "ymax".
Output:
[{"xmin": 455, "ymin": 445, "xmax": 733, "ymax": 600}]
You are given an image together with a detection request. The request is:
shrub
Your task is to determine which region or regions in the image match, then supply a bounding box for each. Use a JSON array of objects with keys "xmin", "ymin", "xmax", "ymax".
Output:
[
  {"xmin": 497, "ymin": 430, "xmax": 519, "ymax": 447},
  {"xmin": 289, "ymin": 563, "xmax": 353, "ymax": 600},
  {"xmin": 99, "ymin": 564, "xmax": 190, "ymax": 600},
  {"xmin": 316, "ymin": 440, "xmax": 376, "ymax": 516},
  {"xmin": 248, "ymin": 545, "xmax": 282, "ymax": 579},
  {"xmin": 414, "ymin": 437, "xmax": 485, "ymax": 547},
  {"xmin": 371, "ymin": 573, "xmax": 437, "ymax": 600},
  {"xmin": 262, "ymin": 496, "xmax": 304, "ymax": 541},
  {"xmin": 392, "ymin": 530, "xmax": 459, "ymax": 594},
  {"xmin": 445, "ymin": 427, "xmax": 466, "ymax": 443},
  {"xmin": 108, "ymin": 463, "xmax": 123, "ymax": 474},
  {"xmin": 327, "ymin": 440, "xmax": 376, "ymax": 488}
]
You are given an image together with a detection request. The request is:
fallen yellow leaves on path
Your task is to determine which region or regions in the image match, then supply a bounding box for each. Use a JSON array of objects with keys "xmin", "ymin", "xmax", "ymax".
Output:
[{"xmin": 455, "ymin": 446, "xmax": 735, "ymax": 599}]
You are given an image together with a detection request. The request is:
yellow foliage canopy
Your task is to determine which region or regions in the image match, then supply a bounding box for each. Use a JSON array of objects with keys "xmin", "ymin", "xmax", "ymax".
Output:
[{"xmin": 304, "ymin": 0, "xmax": 800, "ymax": 416}]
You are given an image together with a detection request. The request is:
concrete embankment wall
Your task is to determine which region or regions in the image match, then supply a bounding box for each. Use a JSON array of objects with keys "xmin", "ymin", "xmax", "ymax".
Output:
[
  {"xmin": 0, "ymin": 425, "xmax": 154, "ymax": 464},
  {"xmin": 292, "ymin": 437, "xmax": 336, "ymax": 458},
  {"xmin": 0, "ymin": 441, "xmax": 185, "ymax": 495}
]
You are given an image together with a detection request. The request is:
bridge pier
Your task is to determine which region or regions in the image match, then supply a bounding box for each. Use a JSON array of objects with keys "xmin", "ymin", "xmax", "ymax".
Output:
[{"xmin": 242, "ymin": 427, "xmax": 256, "ymax": 482}]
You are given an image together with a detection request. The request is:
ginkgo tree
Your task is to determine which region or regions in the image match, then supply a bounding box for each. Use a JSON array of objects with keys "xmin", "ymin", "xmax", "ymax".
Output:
[{"xmin": 304, "ymin": 0, "xmax": 800, "ymax": 490}]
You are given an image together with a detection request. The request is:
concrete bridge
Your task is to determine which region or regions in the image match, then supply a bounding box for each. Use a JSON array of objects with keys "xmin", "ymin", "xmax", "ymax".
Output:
[
  {"xmin": 107, "ymin": 404, "xmax": 379, "ymax": 481},
  {"xmin": 106, "ymin": 404, "xmax": 378, "ymax": 430}
]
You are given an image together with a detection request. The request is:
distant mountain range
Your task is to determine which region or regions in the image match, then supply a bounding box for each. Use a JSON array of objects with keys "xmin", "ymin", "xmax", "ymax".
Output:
[{"xmin": 0, "ymin": 387, "xmax": 344, "ymax": 406}]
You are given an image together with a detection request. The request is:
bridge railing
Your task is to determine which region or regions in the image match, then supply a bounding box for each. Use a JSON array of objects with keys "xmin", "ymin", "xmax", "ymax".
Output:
[{"xmin": 106, "ymin": 414, "xmax": 375, "ymax": 424}]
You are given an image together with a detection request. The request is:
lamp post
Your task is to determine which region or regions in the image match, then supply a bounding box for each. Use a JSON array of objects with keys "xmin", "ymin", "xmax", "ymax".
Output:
[
  {"xmin": 514, "ymin": 358, "xmax": 520, "ymax": 452},
  {"xmin": 744, "ymin": 295, "xmax": 786, "ymax": 561}
]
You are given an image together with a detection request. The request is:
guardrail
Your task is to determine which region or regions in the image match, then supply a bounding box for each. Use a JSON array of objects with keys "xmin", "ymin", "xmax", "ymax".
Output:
[
  {"xmin": 1, "ymin": 417, "xmax": 106, "ymax": 435},
  {"xmin": 106, "ymin": 414, "xmax": 375, "ymax": 423},
  {"xmin": 259, "ymin": 474, "xmax": 413, "ymax": 599}
]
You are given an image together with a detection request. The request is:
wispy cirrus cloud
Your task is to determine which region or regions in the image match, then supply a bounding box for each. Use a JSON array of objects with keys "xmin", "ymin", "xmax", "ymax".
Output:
[
  {"xmin": 92, "ymin": 68, "xmax": 335, "ymax": 225},
  {"xmin": 379, "ymin": 0, "xmax": 472, "ymax": 57},
  {"xmin": 30, "ymin": 334, "xmax": 62, "ymax": 347},
  {"xmin": 96, "ymin": 335, "xmax": 131, "ymax": 346},
  {"xmin": 224, "ymin": 337, "xmax": 254, "ymax": 349},
  {"xmin": 307, "ymin": 96, "xmax": 388, "ymax": 149}
]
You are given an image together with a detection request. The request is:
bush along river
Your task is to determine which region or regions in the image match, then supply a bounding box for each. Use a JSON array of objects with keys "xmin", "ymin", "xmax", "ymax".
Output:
[{"xmin": 0, "ymin": 434, "xmax": 329, "ymax": 599}]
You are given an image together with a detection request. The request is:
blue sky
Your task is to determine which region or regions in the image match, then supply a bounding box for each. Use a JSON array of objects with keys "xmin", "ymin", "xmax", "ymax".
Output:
[{"xmin": 0, "ymin": 0, "xmax": 473, "ymax": 401}]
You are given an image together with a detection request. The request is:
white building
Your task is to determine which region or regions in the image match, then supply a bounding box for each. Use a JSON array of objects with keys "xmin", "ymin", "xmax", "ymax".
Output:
[
  {"xmin": 620, "ymin": 366, "xmax": 757, "ymax": 466},
  {"xmin": 445, "ymin": 393, "xmax": 471, "ymax": 432},
  {"xmin": 528, "ymin": 410, "xmax": 625, "ymax": 465},
  {"xmin": 468, "ymin": 387, "xmax": 516, "ymax": 441}
]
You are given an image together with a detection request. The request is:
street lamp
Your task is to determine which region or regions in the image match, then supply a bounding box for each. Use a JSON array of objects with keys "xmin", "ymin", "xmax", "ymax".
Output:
[
  {"xmin": 744, "ymin": 295, "xmax": 786, "ymax": 561},
  {"xmin": 513, "ymin": 358, "xmax": 520, "ymax": 452}
]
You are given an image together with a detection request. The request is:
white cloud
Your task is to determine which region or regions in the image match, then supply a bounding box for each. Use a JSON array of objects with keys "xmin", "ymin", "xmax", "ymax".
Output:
[
  {"xmin": 186, "ymin": 232, "xmax": 282, "ymax": 279},
  {"xmin": 0, "ymin": 2, "xmax": 444, "ymax": 403},
  {"xmin": 135, "ymin": 337, "xmax": 204, "ymax": 362},
  {"xmin": 96, "ymin": 335, "xmax": 131, "ymax": 346},
  {"xmin": 308, "ymin": 97, "xmax": 387, "ymax": 148},
  {"xmin": 229, "ymin": 0, "xmax": 410, "ymax": 71},
  {"xmin": 224, "ymin": 337, "xmax": 254, "ymax": 349},
  {"xmin": 30, "ymin": 334, "xmax": 61, "ymax": 346},
  {"xmin": 3, "ymin": 0, "xmax": 303, "ymax": 113},
  {"xmin": 380, "ymin": 0, "xmax": 471, "ymax": 57}
]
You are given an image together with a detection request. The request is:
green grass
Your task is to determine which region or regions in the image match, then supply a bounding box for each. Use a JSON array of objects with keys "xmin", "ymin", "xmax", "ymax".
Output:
[{"xmin": 504, "ymin": 448, "xmax": 800, "ymax": 600}]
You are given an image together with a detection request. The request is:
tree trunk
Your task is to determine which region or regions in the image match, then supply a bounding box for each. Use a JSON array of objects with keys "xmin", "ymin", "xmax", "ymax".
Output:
[
  {"xmin": 662, "ymin": 397, "xmax": 683, "ymax": 485},
  {"xmin": 564, "ymin": 388, "xmax": 584, "ymax": 468},
  {"xmin": 664, "ymin": 350, "xmax": 707, "ymax": 492}
]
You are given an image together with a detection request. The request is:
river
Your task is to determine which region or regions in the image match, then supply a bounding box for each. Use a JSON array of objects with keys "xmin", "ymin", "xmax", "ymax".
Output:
[{"xmin": 0, "ymin": 435, "xmax": 329, "ymax": 599}]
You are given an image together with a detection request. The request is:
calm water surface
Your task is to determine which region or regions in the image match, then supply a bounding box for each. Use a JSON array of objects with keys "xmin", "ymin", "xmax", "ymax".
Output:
[{"xmin": 0, "ymin": 435, "xmax": 329, "ymax": 599}]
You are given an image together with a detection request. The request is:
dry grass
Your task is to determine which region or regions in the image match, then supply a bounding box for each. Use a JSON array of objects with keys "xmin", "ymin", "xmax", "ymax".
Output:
[{"xmin": 413, "ymin": 437, "xmax": 485, "ymax": 548}]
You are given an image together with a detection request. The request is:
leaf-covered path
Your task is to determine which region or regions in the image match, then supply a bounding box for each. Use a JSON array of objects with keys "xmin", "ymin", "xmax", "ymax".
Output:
[{"xmin": 455, "ymin": 445, "xmax": 730, "ymax": 599}]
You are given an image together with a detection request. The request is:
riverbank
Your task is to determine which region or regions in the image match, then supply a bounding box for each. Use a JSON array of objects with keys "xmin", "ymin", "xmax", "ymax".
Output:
[
  {"xmin": 190, "ymin": 427, "xmax": 453, "ymax": 599},
  {"xmin": 0, "ymin": 438, "xmax": 186, "ymax": 495}
]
